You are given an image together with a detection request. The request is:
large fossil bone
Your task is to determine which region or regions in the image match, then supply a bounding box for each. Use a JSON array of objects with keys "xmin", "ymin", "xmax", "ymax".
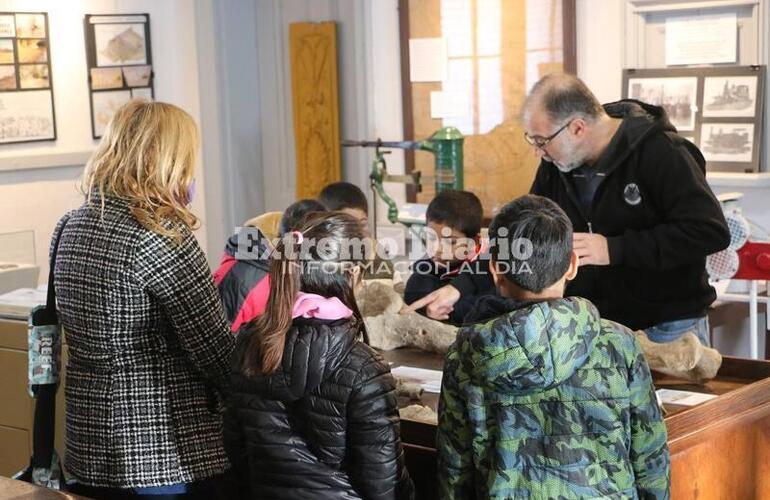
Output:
[{"xmin": 358, "ymin": 280, "xmax": 722, "ymax": 384}]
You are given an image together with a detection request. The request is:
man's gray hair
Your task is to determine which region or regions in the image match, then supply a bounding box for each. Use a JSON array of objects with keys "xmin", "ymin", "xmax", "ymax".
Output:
[{"xmin": 526, "ymin": 74, "xmax": 605, "ymax": 124}]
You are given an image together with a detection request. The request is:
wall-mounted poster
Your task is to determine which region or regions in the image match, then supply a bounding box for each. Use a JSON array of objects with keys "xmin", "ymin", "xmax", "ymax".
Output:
[
  {"xmin": 0, "ymin": 11, "xmax": 55, "ymax": 144},
  {"xmin": 627, "ymin": 77, "xmax": 698, "ymax": 132},
  {"xmin": 84, "ymin": 14, "xmax": 154, "ymax": 139},
  {"xmin": 623, "ymin": 66, "xmax": 765, "ymax": 173}
]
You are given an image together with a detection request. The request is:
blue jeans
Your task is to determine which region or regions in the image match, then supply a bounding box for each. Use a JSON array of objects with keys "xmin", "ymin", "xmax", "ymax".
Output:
[{"xmin": 644, "ymin": 316, "xmax": 710, "ymax": 346}]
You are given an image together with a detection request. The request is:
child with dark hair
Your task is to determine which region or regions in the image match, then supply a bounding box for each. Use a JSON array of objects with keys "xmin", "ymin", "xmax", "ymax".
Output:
[
  {"xmin": 279, "ymin": 198, "xmax": 327, "ymax": 236},
  {"xmin": 318, "ymin": 181, "xmax": 369, "ymax": 222},
  {"xmin": 403, "ymin": 190, "xmax": 496, "ymax": 324},
  {"xmin": 225, "ymin": 212, "xmax": 414, "ymax": 500},
  {"xmin": 213, "ymin": 199, "xmax": 327, "ymax": 332},
  {"xmin": 437, "ymin": 194, "xmax": 670, "ymax": 500},
  {"xmin": 319, "ymin": 181, "xmax": 394, "ymax": 279}
]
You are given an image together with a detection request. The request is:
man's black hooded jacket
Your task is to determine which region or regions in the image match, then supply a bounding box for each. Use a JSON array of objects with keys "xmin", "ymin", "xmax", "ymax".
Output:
[{"xmin": 531, "ymin": 99, "xmax": 730, "ymax": 331}]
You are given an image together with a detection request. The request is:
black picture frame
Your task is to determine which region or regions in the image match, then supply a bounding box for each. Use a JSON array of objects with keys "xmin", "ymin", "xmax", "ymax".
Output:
[
  {"xmin": 0, "ymin": 11, "xmax": 57, "ymax": 145},
  {"xmin": 84, "ymin": 13, "xmax": 154, "ymax": 140},
  {"xmin": 622, "ymin": 66, "xmax": 766, "ymax": 173}
]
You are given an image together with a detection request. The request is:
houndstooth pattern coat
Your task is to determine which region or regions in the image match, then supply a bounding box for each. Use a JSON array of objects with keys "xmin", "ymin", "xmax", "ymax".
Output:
[{"xmin": 52, "ymin": 194, "xmax": 235, "ymax": 488}]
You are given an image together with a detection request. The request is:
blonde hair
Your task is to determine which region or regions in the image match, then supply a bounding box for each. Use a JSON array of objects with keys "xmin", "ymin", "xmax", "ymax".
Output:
[{"xmin": 81, "ymin": 100, "xmax": 200, "ymax": 240}]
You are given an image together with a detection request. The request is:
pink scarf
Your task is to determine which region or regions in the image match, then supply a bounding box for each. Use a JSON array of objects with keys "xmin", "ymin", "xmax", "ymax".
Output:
[{"xmin": 292, "ymin": 292, "xmax": 354, "ymax": 320}]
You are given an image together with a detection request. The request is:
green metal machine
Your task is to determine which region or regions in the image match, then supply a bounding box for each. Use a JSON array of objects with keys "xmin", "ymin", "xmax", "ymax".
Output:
[{"xmin": 342, "ymin": 126, "xmax": 464, "ymax": 228}]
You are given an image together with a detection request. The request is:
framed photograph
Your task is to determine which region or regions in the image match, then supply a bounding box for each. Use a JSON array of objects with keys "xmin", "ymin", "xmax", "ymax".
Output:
[
  {"xmin": 703, "ymin": 75, "xmax": 758, "ymax": 118},
  {"xmin": 19, "ymin": 64, "xmax": 48, "ymax": 89},
  {"xmin": 17, "ymin": 38, "xmax": 47, "ymax": 63},
  {"xmin": 85, "ymin": 14, "xmax": 154, "ymax": 138},
  {"xmin": 91, "ymin": 90, "xmax": 131, "ymax": 137},
  {"xmin": 90, "ymin": 67, "xmax": 123, "ymax": 90},
  {"xmin": 627, "ymin": 77, "xmax": 697, "ymax": 131},
  {"xmin": 122, "ymin": 65, "xmax": 151, "ymax": 87},
  {"xmin": 701, "ymin": 123, "xmax": 754, "ymax": 163},
  {"xmin": 15, "ymin": 13, "xmax": 45, "ymax": 38},
  {"xmin": 94, "ymin": 23, "xmax": 147, "ymax": 67},
  {"xmin": 0, "ymin": 65, "xmax": 16, "ymax": 90},
  {"xmin": 130, "ymin": 87, "xmax": 153, "ymax": 100},
  {"xmin": 0, "ymin": 12, "xmax": 55, "ymax": 145},
  {"xmin": 0, "ymin": 89, "xmax": 55, "ymax": 143},
  {"xmin": 0, "ymin": 39, "xmax": 14, "ymax": 64},
  {"xmin": 623, "ymin": 66, "xmax": 765, "ymax": 172},
  {"xmin": 0, "ymin": 15, "xmax": 15, "ymax": 37}
]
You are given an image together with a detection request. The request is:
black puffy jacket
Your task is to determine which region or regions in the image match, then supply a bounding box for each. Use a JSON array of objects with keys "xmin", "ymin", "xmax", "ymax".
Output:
[{"xmin": 225, "ymin": 318, "xmax": 415, "ymax": 500}]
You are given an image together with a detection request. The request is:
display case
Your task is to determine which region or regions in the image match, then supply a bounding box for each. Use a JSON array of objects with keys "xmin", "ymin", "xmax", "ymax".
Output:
[
  {"xmin": 0, "ymin": 230, "xmax": 39, "ymax": 295},
  {"xmin": 384, "ymin": 348, "xmax": 770, "ymax": 500}
]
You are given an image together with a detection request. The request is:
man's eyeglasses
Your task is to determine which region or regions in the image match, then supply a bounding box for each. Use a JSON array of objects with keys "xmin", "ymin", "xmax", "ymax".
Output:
[{"xmin": 524, "ymin": 119, "xmax": 573, "ymax": 150}]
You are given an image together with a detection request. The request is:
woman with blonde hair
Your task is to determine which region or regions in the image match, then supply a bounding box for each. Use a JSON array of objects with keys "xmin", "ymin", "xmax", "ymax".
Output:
[{"xmin": 51, "ymin": 100, "xmax": 235, "ymax": 498}]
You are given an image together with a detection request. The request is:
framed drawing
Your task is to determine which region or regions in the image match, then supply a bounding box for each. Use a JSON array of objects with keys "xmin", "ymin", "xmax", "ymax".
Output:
[
  {"xmin": 0, "ymin": 11, "xmax": 56, "ymax": 144},
  {"xmin": 84, "ymin": 14, "xmax": 154, "ymax": 139},
  {"xmin": 703, "ymin": 75, "xmax": 758, "ymax": 118},
  {"xmin": 623, "ymin": 66, "xmax": 765, "ymax": 173},
  {"xmin": 701, "ymin": 123, "xmax": 754, "ymax": 163}
]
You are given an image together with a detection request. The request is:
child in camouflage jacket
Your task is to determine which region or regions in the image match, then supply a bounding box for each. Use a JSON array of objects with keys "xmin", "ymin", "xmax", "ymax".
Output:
[{"xmin": 437, "ymin": 195, "xmax": 670, "ymax": 500}]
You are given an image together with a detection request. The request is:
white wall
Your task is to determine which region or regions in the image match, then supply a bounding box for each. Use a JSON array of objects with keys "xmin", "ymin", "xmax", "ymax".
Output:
[
  {"xmin": 0, "ymin": 0, "xmax": 209, "ymax": 281},
  {"xmin": 576, "ymin": 0, "xmax": 625, "ymax": 103}
]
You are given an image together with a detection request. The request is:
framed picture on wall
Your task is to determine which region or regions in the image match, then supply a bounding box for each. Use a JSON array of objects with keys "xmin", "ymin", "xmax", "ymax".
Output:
[
  {"xmin": 0, "ymin": 11, "xmax": 56, "ymax": 145},
  {"xmin": 627, "ymin": 76, "xmax": 697, "ymax": 131},
  {"xmin": 84, "ymin": 14, "xmax": 154, "ymax": 139},
  {"xmin": 91, "ymin": 89, "xmax": 132, "ymax": 138},
  {"xmin": 703, "ymin": 75, "xmax": 758, "ymax": 118},
  {"xmin": 623, "ymin": 65, "xmax": 765, "ymax": 173},
  {"xmin": 701, "ymin": 123, "xmax": 755, "ymax": 163}
]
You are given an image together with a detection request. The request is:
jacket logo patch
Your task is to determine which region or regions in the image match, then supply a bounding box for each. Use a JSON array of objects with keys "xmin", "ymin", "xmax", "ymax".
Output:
[{"xmin": 623, "ymin": 183, "xmax": 642, "ymax": 206}]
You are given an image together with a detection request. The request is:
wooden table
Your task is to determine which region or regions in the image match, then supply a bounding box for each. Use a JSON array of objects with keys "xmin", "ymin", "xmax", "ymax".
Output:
[
  {"xmin": 0, "ymin": 476, "xmax": 89, "ymax": 499},
  {"xmin": 383, "ymin": 348, "xmax": 770, "ymax": 500}
]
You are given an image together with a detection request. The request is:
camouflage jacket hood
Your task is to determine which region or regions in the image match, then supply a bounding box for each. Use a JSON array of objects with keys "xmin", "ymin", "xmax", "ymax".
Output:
[{"xmin": 461, "ymin": 295, "xmax": 600, "ymax": 395}]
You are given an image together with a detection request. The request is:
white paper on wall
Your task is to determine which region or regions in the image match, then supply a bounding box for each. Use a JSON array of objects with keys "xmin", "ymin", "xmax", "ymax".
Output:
[
  {"xmin": 429, "ymin": 90, "xmax": 470, "ymax": 119},
  {"xmin": 409, "ymin": 38, "xmax": 447, "ymax": 82},
  {"xmin": 665, "ymin": 12, "xmax": 737, "ymax": 66}
]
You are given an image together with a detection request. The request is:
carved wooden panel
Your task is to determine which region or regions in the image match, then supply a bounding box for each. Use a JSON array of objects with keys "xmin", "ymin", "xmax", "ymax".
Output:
[{"xmin": 289, "ymin": 22, "xmax": 341, "ymax": 199}]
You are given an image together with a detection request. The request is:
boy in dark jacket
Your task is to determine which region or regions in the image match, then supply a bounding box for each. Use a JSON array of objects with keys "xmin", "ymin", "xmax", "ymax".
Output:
[
  {"xmin": 404, "ymin": 190, "xmax": 496, "ymax": 324},
  {"xmin": 319, "ymin": 181, "xmax": 395, "ymax": 279},
  {"xmin": 437, "ymin": 195, "xmax": 670, "ymax": 500}
]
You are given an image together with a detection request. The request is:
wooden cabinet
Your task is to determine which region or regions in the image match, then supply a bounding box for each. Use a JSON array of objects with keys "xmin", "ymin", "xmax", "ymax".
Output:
[
  {"xmin": 385, "ymin": 349, "xmax": 770, "ymax": 500},
  {"xmin": 0, "ymin": 319, "xmax": 66, "ymax": 478}
]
